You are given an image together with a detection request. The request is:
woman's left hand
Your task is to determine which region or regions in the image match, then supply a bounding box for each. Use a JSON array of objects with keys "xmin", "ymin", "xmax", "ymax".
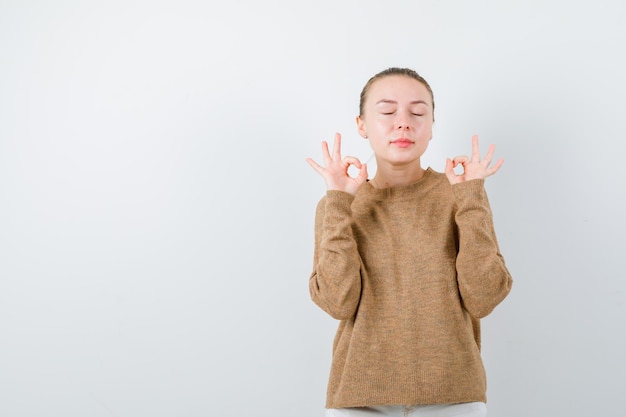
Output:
[{"xmin": 445, "ymin": 135, "xmax": 504, "ymax": 184}]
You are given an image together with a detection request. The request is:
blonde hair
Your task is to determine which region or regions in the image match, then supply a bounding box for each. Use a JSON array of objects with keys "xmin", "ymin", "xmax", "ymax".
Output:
[{"xmin": 359, "ymin": 67, "xmax": 435, "ymax": 120}]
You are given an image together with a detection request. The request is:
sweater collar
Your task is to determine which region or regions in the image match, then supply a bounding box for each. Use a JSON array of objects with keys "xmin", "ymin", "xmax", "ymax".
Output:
[{"xmin": 362, "ymin": 167, "xmax": 436, "ymax": 200}]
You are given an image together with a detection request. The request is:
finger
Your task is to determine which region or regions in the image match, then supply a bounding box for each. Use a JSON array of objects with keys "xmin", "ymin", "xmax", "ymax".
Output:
[
  {"xmin": 306, "ymin": 157, "xmax": 325, "ymax": 176},
  {"xmin": 444, "ymin": 158, "xmax": 454, "ymax": 175},
  {"xmin": 331, "ymin": 132, "xmax": 342, "ymax": 160},
  {"xmin": 482, "ymin": 144, "xmax": 496, "ymax": 166},
  {"xmin": 356, "ymin": 163, "xmax": 369, "ymax": 183},
  {"xmin": 342, "ymin": 155, "xmax": 362, "ymax": 169},
  {"xmin": 471, "ymin": 135, "xmax": 481, "ymax": 161},
  {"xmin": 444, "ymin": 158, "xmax": 460, "ymax": 184},
  {"xmin": 452, "ymin": 156, "xmax": 469, "ymax": 167},
  {"xmin": 321, "ymin": 141, "xmax": 332, "ymax": 165},
  {"xmin": 486, "ymin": 158, "xmax": 504, "ymax": 176}
]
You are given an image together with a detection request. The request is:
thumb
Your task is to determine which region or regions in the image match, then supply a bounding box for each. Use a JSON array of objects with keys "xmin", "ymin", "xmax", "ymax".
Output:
[
  {"xmin": 356, "ymin": 163, "xmax": 369, "ymax": 184},
  {"xmin": 444, "ymin": 158, "xmax": 458, "ymax": 184},
  {"xmin": 444, "ymin": 158, "xmax": 454, "ymax": 175}
]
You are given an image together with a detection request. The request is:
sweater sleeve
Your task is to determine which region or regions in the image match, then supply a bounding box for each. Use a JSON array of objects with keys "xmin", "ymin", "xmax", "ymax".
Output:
[
  {"xmin": 452, "ymin": 179, "xmax": 513, "ymax": 318},
  {"xmin": 309, "ymin": 190, "xmax": 362, "ymax": 320}
]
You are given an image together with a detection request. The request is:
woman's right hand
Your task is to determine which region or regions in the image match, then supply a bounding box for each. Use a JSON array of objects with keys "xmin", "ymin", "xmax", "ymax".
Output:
[{"xmin": 306, "ymin": 132, "xmax": 368, "ymax": 195}]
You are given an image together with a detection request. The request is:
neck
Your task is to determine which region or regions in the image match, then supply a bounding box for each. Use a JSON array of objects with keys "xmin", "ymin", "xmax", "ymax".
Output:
[{"xmin": 371, "ymin": 163, "xmax": 426, "ymax": 189}]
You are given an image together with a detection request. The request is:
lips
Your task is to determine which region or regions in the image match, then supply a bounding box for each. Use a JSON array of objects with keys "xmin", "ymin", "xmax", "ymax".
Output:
[{"xmin": 390, "ymin": 138, "xmax": 414, "ymax": 148}]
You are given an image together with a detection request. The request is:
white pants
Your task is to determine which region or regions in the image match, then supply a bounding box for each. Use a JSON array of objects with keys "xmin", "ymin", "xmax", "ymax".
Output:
[{"xmin": 325, "ymin": 402, "xmax": 486, "ymax": 417}]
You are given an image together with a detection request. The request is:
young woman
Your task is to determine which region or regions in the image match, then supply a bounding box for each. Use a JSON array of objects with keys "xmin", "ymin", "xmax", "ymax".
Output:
[{"xmin": 306, "ymin": 67, "xmax": 513, "ymax": 417}]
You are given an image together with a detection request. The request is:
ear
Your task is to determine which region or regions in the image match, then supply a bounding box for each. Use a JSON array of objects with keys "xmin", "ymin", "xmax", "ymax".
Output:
[{"xmin": 356, "ymin": 116, "xmax": 368, "ymax": 138}]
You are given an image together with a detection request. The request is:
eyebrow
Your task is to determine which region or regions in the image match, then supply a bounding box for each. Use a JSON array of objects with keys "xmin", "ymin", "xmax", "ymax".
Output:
[{"xmin": 375, "ymin": 99, "xmax": 429, "ymax": 106}]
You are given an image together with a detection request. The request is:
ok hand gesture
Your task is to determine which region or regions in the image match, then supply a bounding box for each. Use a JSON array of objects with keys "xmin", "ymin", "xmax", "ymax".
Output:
[
  {"xmin": 306, "ymin": 132, "xmax": 368, "ymax": 195},
  {"xmin": 445, "ymin": 135, "xmax": 504, "ymax": 185}
]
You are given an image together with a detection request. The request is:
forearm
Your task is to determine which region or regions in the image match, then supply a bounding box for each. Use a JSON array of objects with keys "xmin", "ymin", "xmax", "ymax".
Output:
[
  {"xmin": 309, "ymin": 191, "xmax": 362, "ymax": 320},
  {"xmin": 453, "ymin": 180, "xmax": 513, "ymax": 318}
]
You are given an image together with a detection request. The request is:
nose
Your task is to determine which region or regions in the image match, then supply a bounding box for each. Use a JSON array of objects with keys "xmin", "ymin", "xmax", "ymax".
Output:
[{"xmin": 395, "ymin": 113, "xmax": 411, "ymax": 131}]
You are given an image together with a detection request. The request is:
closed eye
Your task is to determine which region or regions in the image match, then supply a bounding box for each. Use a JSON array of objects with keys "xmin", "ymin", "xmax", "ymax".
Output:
[{"xmin": 412, "ymin": 113, "xmax": 424, "ymax": 116}]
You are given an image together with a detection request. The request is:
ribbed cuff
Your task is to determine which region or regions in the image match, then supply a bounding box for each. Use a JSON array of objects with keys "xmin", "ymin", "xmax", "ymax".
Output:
[{"xmin": 451, "ymin": 179, "xmax": 486, "ymax": 208}]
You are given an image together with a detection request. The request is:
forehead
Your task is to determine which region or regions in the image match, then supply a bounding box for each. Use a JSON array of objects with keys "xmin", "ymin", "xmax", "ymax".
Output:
[{"xmin": 367, "ymin": 75, "xmax": 431, "ymax": 104}]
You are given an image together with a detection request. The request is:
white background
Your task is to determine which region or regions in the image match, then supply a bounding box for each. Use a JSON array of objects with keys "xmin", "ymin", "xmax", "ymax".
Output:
[{"xmin": 1, "ymin": 1, "xmax": 625, "ymax": 416}]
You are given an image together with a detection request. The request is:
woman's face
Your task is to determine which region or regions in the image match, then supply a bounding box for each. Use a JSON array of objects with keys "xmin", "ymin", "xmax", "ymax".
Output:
[{"xmin": 356, "ymin": 75, "xmax": 434, "ymax": 167}]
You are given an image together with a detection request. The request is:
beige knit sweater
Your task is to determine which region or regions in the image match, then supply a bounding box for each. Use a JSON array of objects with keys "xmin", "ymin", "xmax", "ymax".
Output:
[{"xmin": 309, "ymin": 168, "xmax": 513, "ymax": 408}]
